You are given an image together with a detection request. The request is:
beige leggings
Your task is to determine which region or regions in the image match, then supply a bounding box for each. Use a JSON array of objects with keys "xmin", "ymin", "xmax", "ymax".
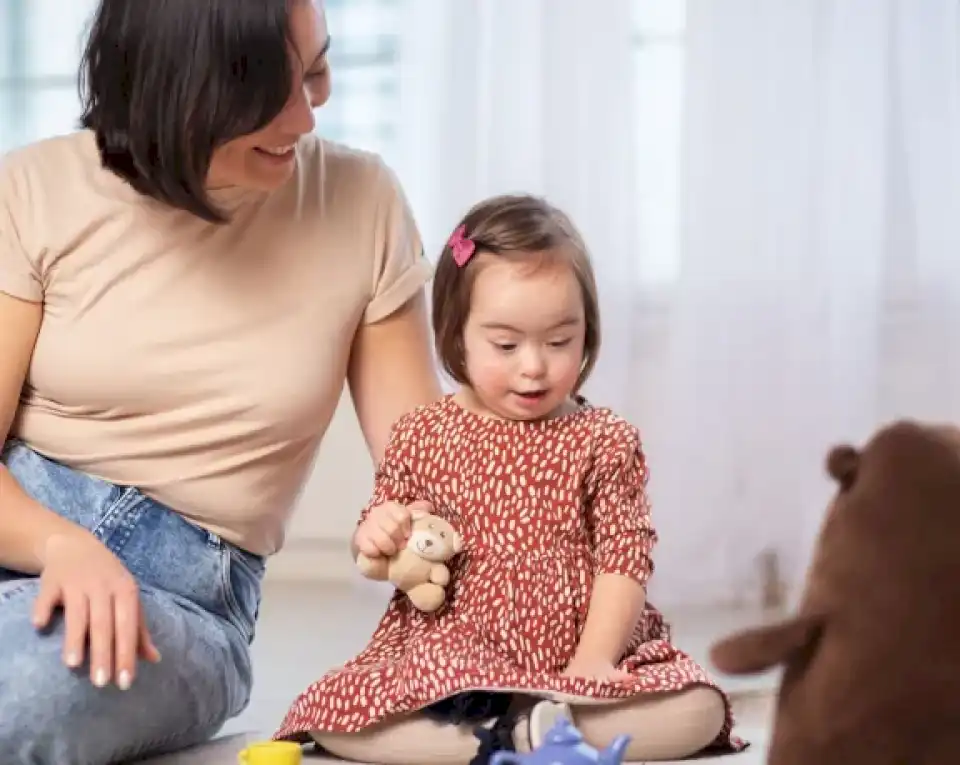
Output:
[{"xmin": 314, "ymin": 686, "xmax": 726, "ymax": 764}]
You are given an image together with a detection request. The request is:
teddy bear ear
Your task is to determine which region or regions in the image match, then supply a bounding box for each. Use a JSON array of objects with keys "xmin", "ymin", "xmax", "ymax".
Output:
[
  {"xmin": 408, "ymin": 501, "xmax": 432, "ymax": 521},
  {"xmin": 826, "ymin": 444, "xmax": 860, "ymax": 490}
]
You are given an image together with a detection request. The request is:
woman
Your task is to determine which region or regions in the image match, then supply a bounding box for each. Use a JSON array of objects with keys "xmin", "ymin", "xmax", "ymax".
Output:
[{"xmin": 0, "ymin": 1, "xmax": 440, "ymax": 763}]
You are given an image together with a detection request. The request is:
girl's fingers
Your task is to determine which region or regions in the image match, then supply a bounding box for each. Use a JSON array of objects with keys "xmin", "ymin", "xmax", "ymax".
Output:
[
  {"xmin": 371, "ymin": 527, "xmax": 399, "ymax": 556},
  {"xmin": 355, "ymin": 532, "xmax": 382, "ymax": 558},
  {"xmin": 389, "ymin": 505, "xmax": 414, "ymax": 536},
  {"xmin": 405, "ymin": 500, "xmax": 434, "ymax": 523}
]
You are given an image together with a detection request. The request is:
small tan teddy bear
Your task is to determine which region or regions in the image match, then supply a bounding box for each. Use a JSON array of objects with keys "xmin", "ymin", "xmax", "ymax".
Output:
[{"xmin": 356, "ymin": 511, "xmax": 463, "ymax": 612}]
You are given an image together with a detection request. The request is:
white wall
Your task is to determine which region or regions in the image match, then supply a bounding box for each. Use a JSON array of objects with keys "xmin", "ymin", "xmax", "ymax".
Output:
[
  {"xmin": 265, "ymin": 390, "xmax": 374, "ymax": 585},
  {"xmin": 287, "ymin": 391, "xmax": 373, "ymax": 542}
]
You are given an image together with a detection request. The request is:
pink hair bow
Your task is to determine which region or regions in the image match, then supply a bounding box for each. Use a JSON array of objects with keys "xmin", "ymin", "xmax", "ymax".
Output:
[{"xmin": 448, "ymin": 225, "xmax": 476, "ymax": 267}]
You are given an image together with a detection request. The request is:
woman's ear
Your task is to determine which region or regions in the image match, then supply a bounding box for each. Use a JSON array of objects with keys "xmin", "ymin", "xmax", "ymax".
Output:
[{"xmin": 710, "ymin": 613, "xmax": 825, "ymax": 675}]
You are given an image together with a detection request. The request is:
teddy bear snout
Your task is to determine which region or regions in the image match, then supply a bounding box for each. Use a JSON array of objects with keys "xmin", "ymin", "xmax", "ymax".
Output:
[{"xmin": 411, "ymin": 530, "xmax": 453, "ymax": 561}]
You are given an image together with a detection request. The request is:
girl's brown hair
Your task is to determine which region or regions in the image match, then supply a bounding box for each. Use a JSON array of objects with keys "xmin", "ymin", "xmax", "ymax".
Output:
[{"xmin": 431, "ymin": 194, "xmax": 601, "ymax": 391}]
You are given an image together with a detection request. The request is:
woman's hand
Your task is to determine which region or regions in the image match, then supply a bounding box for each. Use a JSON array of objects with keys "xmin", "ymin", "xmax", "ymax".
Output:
[
  {"xmin": 33, "ymin": 532, "xmax": 161, "ymax": 690},
  {"xmin": 354, "ymin": 499, "xmax": 433, "ymax": 558},
  {"xmin": 562, "ymin": 654, "xmax": 631, "ymax": 683}
]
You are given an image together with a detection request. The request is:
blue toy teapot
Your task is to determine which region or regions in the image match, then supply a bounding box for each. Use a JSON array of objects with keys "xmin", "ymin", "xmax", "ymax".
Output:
[{"xmin": 489, "ymin": 717, "xmax": 630, "ymax": 765}]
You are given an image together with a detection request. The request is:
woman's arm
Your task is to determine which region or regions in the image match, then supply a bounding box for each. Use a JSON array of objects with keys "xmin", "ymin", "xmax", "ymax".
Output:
[
  {"xmin": 0, "ymin": 293, "xmax": 93, "ymax": 574},
  {"xmin": 347, "ymin": 290, "xmax": 442, "ymax": 464},
  {"xmin": 0, "ymin": 293, "xmax": 161, "ymax": 683}
]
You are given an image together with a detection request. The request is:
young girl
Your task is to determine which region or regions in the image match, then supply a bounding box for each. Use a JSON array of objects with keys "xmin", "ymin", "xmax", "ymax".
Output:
[{"xmin": 274, "ymin": 195, "xmax": 747, "ymax": 763}]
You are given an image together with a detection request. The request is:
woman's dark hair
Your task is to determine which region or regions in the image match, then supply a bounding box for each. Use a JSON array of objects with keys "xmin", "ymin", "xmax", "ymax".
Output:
[{"xmin": 79, "ymin": 0, "xmax": 296, "ymax": 223}]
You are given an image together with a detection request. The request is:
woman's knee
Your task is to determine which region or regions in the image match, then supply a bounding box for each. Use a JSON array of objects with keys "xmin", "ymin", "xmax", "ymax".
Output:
[
  {"xmin": 573, "ymin": 685, "xmax": 726, "ymax": 761},
  {"xmin": 0, "ymin": 599, "xmax": 132, "ymax": 763}
]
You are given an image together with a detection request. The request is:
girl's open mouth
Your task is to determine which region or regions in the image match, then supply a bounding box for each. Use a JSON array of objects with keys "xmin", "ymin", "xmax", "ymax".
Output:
[{"xmin": 515, "ymin": 390, "xmax": 547, "ymax": 401}]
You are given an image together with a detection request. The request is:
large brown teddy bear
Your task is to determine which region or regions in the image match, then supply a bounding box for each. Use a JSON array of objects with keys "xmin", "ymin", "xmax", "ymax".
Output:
[
  {"xmin": 356, "ymin": 511, "xmax": 463, "ymax": 612},
  {"xmin": 710, "ymin": 420, "xmax": 960, "ymax": 764}
]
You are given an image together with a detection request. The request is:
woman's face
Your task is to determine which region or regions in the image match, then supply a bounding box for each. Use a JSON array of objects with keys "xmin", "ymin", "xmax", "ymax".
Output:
[{"xmin": 207, "ymin": 0, "xmax": 331, "ymax": 191}]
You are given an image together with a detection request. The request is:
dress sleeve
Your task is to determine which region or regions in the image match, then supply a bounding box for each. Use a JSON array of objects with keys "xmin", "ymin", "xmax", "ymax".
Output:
[
  {"xmin": 584, "ymin": 417, "xmax": 658, "ymax": 587},
  {"xmin": 0, "ymin": 161, "xmax": 43, "ymax": 302},
  {"xmin": 357, "ymin": 415, "xmax": 422, "ymax": 527},
  {"xmin": 362, "ymin": 160, "xmax": 434, "ymax": 325}
]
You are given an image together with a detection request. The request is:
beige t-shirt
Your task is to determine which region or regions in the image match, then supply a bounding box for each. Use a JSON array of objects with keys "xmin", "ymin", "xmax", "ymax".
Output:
[{"xmin": 0, "ymin": 130, "xmax": 432, "ymax": 556}]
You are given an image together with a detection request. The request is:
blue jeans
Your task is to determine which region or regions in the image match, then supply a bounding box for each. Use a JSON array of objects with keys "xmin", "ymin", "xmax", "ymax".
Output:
[{"xmin": 0, "ymin": 440, "xmax": 264, "ymax": 765}]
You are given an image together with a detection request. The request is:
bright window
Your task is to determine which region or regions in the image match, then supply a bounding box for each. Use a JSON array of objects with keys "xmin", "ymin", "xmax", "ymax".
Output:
[
  {"xmin": 0, "ymin": 1, "xmax": 98, "ymax": 154},
  {"xmin": 319, "ymin": 0, "xmax": 402, "ymax": 165}
]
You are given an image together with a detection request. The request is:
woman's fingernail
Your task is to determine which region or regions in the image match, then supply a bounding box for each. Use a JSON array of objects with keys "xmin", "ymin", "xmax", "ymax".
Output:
[
  {"xmin": 117, "ymin": 670, "xmax": 132, "ymax": 691},
  {"xmin": 94, "ymin": 668, "xmax": 109, "ymax": 688},
  {"xmin": 65, "ymin": 652, "xmax": 80, "ymax": 668}
]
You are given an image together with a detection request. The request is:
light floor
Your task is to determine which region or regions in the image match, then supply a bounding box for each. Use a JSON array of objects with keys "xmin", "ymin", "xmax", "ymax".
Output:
[{"xmin": 148, "ymin": 582, "xmax": 781, "ymax": 764}]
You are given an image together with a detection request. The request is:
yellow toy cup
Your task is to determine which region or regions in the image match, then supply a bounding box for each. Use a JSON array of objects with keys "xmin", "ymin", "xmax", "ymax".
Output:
[{"xmin": 237, "ymin": 740, "xmax": 302, "ymax": 765}]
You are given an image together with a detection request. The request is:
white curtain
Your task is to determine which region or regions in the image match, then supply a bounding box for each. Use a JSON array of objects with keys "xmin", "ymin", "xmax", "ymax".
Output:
[
  {"xmin": 648, "ymin": 0, "xmax": 960, "ymax": 609},
  {"xmin": 392, "ymin": 0, "xmax": 960, "ymax": 610}
]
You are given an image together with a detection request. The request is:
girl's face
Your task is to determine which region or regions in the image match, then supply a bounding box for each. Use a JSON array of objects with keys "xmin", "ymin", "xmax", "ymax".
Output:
[
  {"xmin": 460, "ymin": 254, "xmax": 587, "ymax": 421},
  {"xmin": 207, "ymin": 0, "xmax": 330, "ymax": 192}
]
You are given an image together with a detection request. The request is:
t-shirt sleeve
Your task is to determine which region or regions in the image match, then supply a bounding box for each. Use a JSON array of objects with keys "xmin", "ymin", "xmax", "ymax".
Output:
[
  {"xmin": 0, "ymin": 162, "xmax": 42, "ymax": 302},
  {"xmin": 584, "ymin": 416, "xmax": 658, "ymax": 586},
  {"xmin": 362, "ymin": 159, "xmax": 433, "ymax": 325}
]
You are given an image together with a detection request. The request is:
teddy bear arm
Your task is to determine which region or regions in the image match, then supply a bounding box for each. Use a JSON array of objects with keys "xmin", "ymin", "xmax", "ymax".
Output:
[
  {"xmin": 389, "ymin": 554, "xmax": 432, "ymax": 590},
  {"xmin": 407, "ymin": 583, "xmax": 446, "ymax": 612},
  {"xmin": 428, "ymin": 563, "xmax": 450, "ymax": 586},
  {"xmin": 710, "ymin": 611, "xmax": 826, "ymax": 675}
]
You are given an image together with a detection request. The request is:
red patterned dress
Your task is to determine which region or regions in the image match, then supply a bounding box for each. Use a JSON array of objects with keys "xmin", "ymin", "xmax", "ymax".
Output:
[{"xmin": 275, "ymin": 395, "xmax": 744, "ymax": 752}]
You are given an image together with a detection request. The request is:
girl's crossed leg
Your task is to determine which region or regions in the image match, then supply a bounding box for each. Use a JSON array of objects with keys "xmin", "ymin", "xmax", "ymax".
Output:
[{"xmin": 315, "ymin": 685, "xmax": 726, "ymax": 764}]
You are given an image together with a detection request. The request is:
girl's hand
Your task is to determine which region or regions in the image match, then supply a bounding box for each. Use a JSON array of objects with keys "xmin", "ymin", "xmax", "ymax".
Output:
[
  {"xmin": 33, "ymin": 532, "xmax": 161, "ymax": 690},
  {"xmin": 354, "ymin": 499, "xmax": 434, "ymax": 558},
  {"xmin": 562, "ymin": 655, "xmax": 631, "ymax": 683}
]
